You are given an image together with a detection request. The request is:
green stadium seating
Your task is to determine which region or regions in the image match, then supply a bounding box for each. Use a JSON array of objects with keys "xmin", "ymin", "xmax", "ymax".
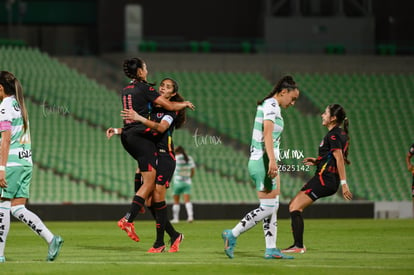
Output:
[{"xmin": 2, "ymin": 46, "xmax": 412, "ymax": 203}]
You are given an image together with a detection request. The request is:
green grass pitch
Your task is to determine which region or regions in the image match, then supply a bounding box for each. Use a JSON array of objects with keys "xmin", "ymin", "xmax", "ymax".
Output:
[{"xmin": 1, "ymin": 219, "xmax": 414, "ymax": 274}]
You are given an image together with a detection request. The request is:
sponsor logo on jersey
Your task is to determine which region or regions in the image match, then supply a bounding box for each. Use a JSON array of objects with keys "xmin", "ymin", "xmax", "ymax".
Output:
[{"xmin": 18, "ymin": 149, "xmax": 32, "ymax": 159}]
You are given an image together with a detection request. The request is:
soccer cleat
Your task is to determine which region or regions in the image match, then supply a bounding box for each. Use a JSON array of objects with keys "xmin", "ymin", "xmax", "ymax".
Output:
[
  {"xmin": 147, "ymin": 245, "xmax": 166, "ymax": 253},
  {"xmin": 170, "ymin": 219, "xmax": 179, "ymax": 224},
  {"xmin": 118, "ymin": 218, "xmax": 140, "ymax": 242},
  {"xmin": 0, "ymin": 256, "xmax": 5, "ymax": 263},
  {"xmin": 281, "ymin": 245, "xmax": 306, "ymax": 254},
  {"xmin": 264, "ymin": 248, "xmax": 294, "ymax": 259},
  {"xmin": 168, "ymin": 233, "xmax": 184, "ymax": 253},
  {"xmin": 187, "ymin": 218, "xmax": 194, "ymax": 223},
  {"xmin": 47, "ymin": 235, "xmax": 64, "ymax": 261},
  {"xmin": 222, "ymin": 229, "xmax": 237, "ymax": 259}
]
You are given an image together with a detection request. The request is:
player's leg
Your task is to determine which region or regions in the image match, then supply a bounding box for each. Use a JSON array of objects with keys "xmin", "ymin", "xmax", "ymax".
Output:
[
  {"xmin": 0, "ymin": 199, "xmax": 11, "ymax": 262},
  {"xmin": 262, "ymin": 195, "xmax": 293, "ymax": 259},
  {"xmin": 183, "ymin": 187, "xmax": 193, "ymax": 222},
  {"xmin": 147, "ymin": 184, "xmax": 167, "ymax": 252},
  {"xmin": 282, "ymin": 191, "xmax": 312, "ymax": 253},
  {"xmin": 10, "ymin": 167, "xmax": 63, "ymax": 261},
  {"xmin": 171, "ymin": 186, "xmax": 182, "ymax": 223}
]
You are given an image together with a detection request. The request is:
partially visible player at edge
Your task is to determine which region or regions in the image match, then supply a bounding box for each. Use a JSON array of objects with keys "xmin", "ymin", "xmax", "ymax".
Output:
[
  {"xmin": 282, "ymin": 104, "xmax": 352, "ymax": 254},
  {"xmin": 0, "ymin": 71, "xmax": 63, "ymax": 263},
  {"xmin": 406, "ymin": 143, "xmax": 414, "ymax": 218}
]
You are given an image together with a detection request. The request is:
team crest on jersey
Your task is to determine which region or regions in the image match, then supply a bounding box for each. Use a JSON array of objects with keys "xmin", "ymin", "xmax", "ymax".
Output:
[
  {"xmin": 330, "ymin": 135, "xmax": 336, "ymax": 140},
  {"xmin": 0, "ymin": 109, "xmax": 5, "ymax": 114},
  {"xmin": 157, "ymin": 112, "xmax": 164, "ymax": 118},
  {"xmin": 13, "ymin": 103, "xmax": 20, "ymax": 112}
]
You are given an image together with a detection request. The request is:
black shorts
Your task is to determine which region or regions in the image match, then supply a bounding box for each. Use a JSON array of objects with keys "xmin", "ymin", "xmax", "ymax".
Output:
[
  {"xmin": 156, "ymin": 153, "xmax": 176, "ymax": 187},
  {"xmin": 121, "ymin": 128, "xmax": 157, "ymax": 172},
  {"xmin": 301, "ymin": 172, "xmax": 340, "ymax": 201}
]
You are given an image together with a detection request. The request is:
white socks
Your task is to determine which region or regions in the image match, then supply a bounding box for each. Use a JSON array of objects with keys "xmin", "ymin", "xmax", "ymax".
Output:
[
  {"xmin": 232, "ymin": 198, "xmax": 277, "ymax": 238},
  {"xmin": 172, "ymin": 204, "xmax": 180, "ymax": 221},
  {"xmin": 185, "ymin": 202, "xmax": 194, "ymax": 222},
  {"xmin": 0, "ymin": 200, "xmax": 11, "ymax": 257},
  {"xmin": 172, "ymin": 203, "xmax": 194, "ymax": 222},
  {"xmin": 11, "ymin": 205, "xmax": 54, "ymax": 244},
  {"xmin": 263, "ymin": 197, "xmax": 279, "ymax": 249}
]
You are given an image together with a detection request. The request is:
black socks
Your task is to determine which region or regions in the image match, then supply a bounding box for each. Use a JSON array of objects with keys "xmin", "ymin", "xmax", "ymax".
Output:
[
  {"xmin": 152, "ymin": 201, "xmax": 167, "ymax": 248},
  {"xmin": 290, "ymin": 210, "xmax": 304, "ymax": 248},
  {"xmin": 126, "ymin": 195, "xmax": 145, "ymax": 223}
]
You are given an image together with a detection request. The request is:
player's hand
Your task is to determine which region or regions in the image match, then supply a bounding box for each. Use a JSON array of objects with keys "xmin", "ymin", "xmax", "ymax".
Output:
[
  {"xmin": 267, "ymin": 160, "xmax": 278, "ymax": 179},
  {"xmin": 121, "ymin": 108, "xmax": 141, "ymax": 122},
  {"xmin": 0, "ymin": 171, "xmax": 7, "ymax": 188},
  {"xmin": 106, "ymin": 128, "xmax": 116, "ymax": 139},
  {"xmin": 185, "ymin": 101, "xmax": 195, "ymax": 110},
  {"xmin": 341, "ymin": 184, "xmax": 353, "ymax": 200},
  {"xmin": 303, "ymin": 157, "xmax": 316, "ymax": 166}
]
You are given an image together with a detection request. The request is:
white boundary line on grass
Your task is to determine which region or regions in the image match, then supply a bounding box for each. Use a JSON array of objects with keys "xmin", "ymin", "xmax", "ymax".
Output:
[{"xmin": 4, "ymin": 261, "xmax": 413, "ymax": 270}]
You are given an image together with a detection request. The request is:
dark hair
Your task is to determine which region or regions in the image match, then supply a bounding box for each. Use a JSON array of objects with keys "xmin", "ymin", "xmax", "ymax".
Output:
[
  {"xmin": 0, "ymin": 71, "xmax": 28, "ymax": 133},
  {"xmin": 328, "ymin": 104, "xmax": 350, "ymax": 165},
  {"xmin": 162, "ymin": 78, "xmax": 186, "ymax": 129},
  {"xmin": 123, "ymin": 57, "xmax": 155, "ymax": 86},
  {"xmin": 175, "ymin": 146, "xmax": 189, "ymax": 163},
  {"xmin": 257, "ymin": 75, "xmax": 298, "ymax": 105}
]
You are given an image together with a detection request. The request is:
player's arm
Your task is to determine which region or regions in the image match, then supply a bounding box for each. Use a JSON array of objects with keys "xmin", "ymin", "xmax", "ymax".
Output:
[
  {"xmin": 333, "ymin": 149, "xmax": 352, "ymax": 200},
  {"xmin": 0, "ymin": 129, "xmax": 11, "ymax": 188},
  {"xmin": 263, "ymin": 120, "xmax": 278, "ymax": 178},
  {"xmin": 154, "ymin": 96, "xmax": 195, "ymax": 111},
  {"xmin": 121, "ymin": 109, "xmax": 170, "ymax": 133},
  {"xmin": 106, "ymin": 127, "xmax": 122, "ymax": 139}
]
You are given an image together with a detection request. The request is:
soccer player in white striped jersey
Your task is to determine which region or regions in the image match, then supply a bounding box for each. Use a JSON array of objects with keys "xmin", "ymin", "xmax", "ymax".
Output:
[
  {"xmin": 0, "ymin": 71, "xmax": 63, "ymax": 263},
  {"xmin": 222, "ymin": 75, "xmax": 299, "ymax": 259}
]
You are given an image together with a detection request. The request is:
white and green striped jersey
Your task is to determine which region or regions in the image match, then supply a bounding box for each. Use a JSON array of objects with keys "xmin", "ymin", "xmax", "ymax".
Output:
[
  {"xmin": 249, "ymin": 97, "xmax": 283, "ymax": 161},
  {"xmin": 0, "ymin": 96, "xmax": 32, "ymax": 167},
  {"xmin": 173, "ymin": 154, "xmax": 195, "ymax": 184}
]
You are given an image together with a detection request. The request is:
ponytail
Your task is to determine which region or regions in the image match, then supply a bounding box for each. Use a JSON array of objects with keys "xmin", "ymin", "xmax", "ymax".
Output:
[
  {"xmin": 328, "ymin": 104, "xmax": 350, "ymax": 165},
  {"xmin": 343, "ymin": 117, "xmax": 350, "ymax": 165},
  {"xmin": 14, "ymin": 79, "xmax": 29, "ymax": 133}
]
